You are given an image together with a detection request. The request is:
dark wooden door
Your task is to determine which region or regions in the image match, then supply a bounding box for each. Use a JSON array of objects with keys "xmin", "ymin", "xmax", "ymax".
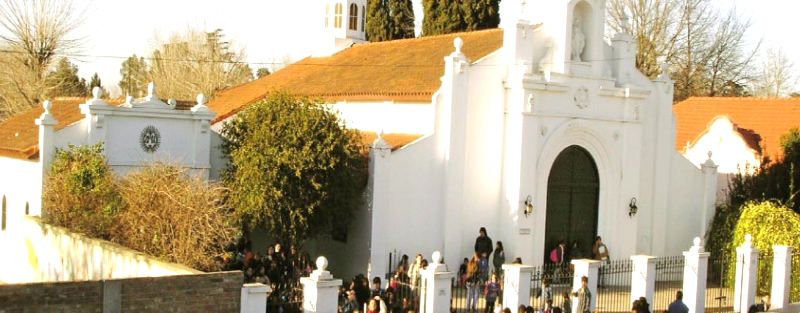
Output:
[{"xmin": 544, "ymin": 145, "xmax": 599, "ymax": 262}]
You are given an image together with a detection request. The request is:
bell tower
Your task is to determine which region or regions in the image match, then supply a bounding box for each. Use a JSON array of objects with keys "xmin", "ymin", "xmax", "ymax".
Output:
[{"xmin": 318, "ymin": 0, "xmax": 367, "ymax": 56}]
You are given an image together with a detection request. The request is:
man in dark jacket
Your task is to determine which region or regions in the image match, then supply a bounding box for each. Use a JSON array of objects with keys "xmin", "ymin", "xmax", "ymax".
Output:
[{"xmin": 474, "ymin": 227, "xmax": 493, "ymax": 258}]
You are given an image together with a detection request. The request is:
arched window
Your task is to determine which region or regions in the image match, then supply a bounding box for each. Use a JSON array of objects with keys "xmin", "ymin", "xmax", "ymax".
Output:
[
  {"xmin": 334, "ymin": 3, "xmax": 343, "ymax": 29},
  {"xmin": 361, "ymin": 5, "xmax": 366, "ymax": 31},
  {"xmin": 349, "ymin": 3, "xmax": 358, "ymax": 30},
  {"xmin": 2, "ymin": 195, "xmax": 6, "ymax": 231},
  {"xmin": 325, "ymin": 4, "xmax": 329, "ymax": 28},
  {"xmin": 25, "ymin": 201, "xmax": 29, "ymax": 215}
]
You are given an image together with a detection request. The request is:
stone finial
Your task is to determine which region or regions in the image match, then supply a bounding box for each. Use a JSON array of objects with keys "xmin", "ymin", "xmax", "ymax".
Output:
[
  {"xmin": 745, "ymin": 234, "xmax": 752, "ymax": 244},
  {"xmin": 197, "ymin": 94, "xmax": 207, "ymax": 106},
  {"xmin": 125, "ymin": 95, "xmax": 134, "ymax": 105},
  {"xmin": 167, "ymin": 99, "xmax": 176, "ymax": 107},
  {"xmin": 316, "ymin": 256, "xmax": 328, "ymax": 272},
  {"xmin": 454, "ymin": 37, "xmax": 463, "ymax": 54},
  {"xmin": 146, "ymin": 82, "xmax": 157, "ymax": 101},
  {"xmin": 707, "ymin": 151, "xmax": 713, "ymax": 159},
  {"xmin": 520, "ymin": 0, "xmax": 526, "ymax": 15},
  {"xmin": 620, "ymin": 14, "xmax": 631, "ymax": 34},
  {"xmin": 432, "ymin": 251, "xmax": 442, "ymax": 265},
  {"xmin": 92, "ymin": 86, "xmax": 103, "ymax": 99},
  {"xmin": 694, "ymin": 237, "xmax": 701, "ymax": 247},
  {"xmin": 42, "ymin": 100, "xmax": 52, "ymax": 114},
  {"xmin": 191, "ymin": 93, "xmax": 211, "ymax": 112}
]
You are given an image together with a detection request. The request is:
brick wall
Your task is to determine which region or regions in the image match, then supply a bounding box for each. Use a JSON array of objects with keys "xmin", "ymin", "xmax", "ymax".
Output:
[{"xmin": 0, "ymin": 271, "xmax": 243, "ymax": 313}]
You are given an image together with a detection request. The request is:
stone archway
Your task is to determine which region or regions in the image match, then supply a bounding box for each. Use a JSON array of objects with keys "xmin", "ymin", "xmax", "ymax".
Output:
[{"xmin": 543, "ymin": 145, "xmax": 599, "ymax": 262}]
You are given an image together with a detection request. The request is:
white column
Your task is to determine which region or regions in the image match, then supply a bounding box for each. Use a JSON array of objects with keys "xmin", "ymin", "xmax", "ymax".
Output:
[
  {"xmin": 420, "ymin": 251, "xmax": 456, "ymax": 313},
  {"xmin": 683, "ymin": 237, "xmax": 710, "ymax": 313},
  {"xmin": 630, "ymin": 255, "xmax": 656, "ymax": 306},
  {"xmin": 770, "ymin": 245, "xmax": 793, "ymax": 311},
  {"xmin": 240, "ymin": 283, "xmax": 271, "ymax": 313},
  {"xmin": 571, "ymin": 259, "xmax": 600, "ymax": 313},
  {"xmin": 300, "ymin": 257, "xmax": 342, "ymax": 313},
  {"xmin": 368, "ymin": 135, "xmax": 391, "ymax": 279},
  {"xmin": 502, "ymin": 263, "xmax": 534, "ymax": 310},
  {"xmin": 734, "ymin": 235, "xmax": 759, "ymax": 313}
]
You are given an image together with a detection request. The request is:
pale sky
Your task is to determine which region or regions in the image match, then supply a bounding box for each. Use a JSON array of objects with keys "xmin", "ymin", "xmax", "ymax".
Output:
[{"xmin": 69, "ymin": 0, "xmax": 797, "ymax": 97}]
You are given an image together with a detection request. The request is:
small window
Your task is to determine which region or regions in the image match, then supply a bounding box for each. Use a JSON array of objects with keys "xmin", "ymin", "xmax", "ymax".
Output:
[
  {"xmin": 2, "ymin": 195, "xmax": 6, "ymax": 231},
  {"xmin": 25, "ymin": 201, "xmax": 29, "ymax": 215},
  {"xmin": 361, "ymin": 5, "xmax": 366, "ymax": 31},
  {"xmin": 334, "ymin": 3, "xmax": 343, "ymax": 28},
  {"xmin": 325, "ymin": 4, "xmax": 329, "ymax": 28},
  {"xmin": 349, "ymin": 3, "xmax": 358, "ymax": 30}
]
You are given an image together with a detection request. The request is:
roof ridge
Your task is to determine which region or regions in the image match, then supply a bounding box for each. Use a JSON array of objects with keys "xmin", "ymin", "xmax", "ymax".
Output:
[
  {"xmin": 686, "ymin": 96, "xmax": 800, "ymax": 102},
  {"xmin": 354, "ymin": 28, "xmax": 503, "ymax": 47}
]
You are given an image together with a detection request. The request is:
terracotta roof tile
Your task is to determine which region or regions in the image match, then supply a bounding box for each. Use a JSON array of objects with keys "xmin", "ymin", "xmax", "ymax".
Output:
[
  {"xmin": 674, "ymin": 97, "xmax": 800, "ymax": 163},
  {"xmin": 0, "ymin": 98, "xmax": 194, "ymax": 160},
  {"xmin": 207, "ymin": 28, "xmax": 505, "ymax": 124}
]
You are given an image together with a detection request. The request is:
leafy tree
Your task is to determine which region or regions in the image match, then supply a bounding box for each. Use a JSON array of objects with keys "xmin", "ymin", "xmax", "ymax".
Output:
[
  {"xmin": 46, "ymin": 57, "xmax": 88, "ymax": 97},
  {"xmin": 87, "ymin": 72, "xmax": 109, "ymax": 97},
  {"xmin": 421, "ymin": 0, "xmax": 441, "ymax": 36},
  {"xmin": 119, "ymin": 54, "xmax": 149, "ymax": 98},
  {"xmin": 423, "ymin": 0, "xmax": 499, "ymax": 36},
  {"xmin": 366, "ymin": 0, "xmax": 392, "ymax": 42},
  {"xmin": 389, "ymin": 0, "xmax": 416, "ymax": 39},
  {"xmin": 148, "ymin": 28, "xmax": 252, "ymax": 100},
  {"xmin": 256, "ymin": 67, "xmax": 271, "ymax": 78},
  {"xmin": 42, "ymin": 143, "xmax": 122, "ymax": 240},
  {"xmin": 220, "ymin": 91, "xmax": 367, "ymax": 245},
  {"xmin": 461, "ymin": 0, "xmax": 501, "ymax": 31}
]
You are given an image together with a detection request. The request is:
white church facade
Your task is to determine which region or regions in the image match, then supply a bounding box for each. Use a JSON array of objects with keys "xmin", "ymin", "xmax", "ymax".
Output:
[{"xmin": 0, "ymin": 0, "xmax": 718, "ymax": 279}]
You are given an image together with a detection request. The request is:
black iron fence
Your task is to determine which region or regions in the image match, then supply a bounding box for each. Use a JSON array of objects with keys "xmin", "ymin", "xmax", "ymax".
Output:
[
  {"xmin": 705, "ymin": 252, "xmax": 734, "ymax": 313},
  {"xmin": 386, "ymin": 276, "xmax": 421, "ymax": 313},
  {"xmin": 268, "ymin": 281, "xmax": 303, "ymax": 313},
  {"xmin": 451, "ymin": 276, "xmax": 494, "ymax": 312},
  {"xmin": 652, "ymin": 256, "xmax": 685, "ymax": 312},
  {"xmin": 595, "ymin": 259, "xmax": 634, "ymax": 313},
  {"xmin": 791, "ymin": 251, "xmax": 800, "ymax": 304},
  {"xmin": 529, "ymin": 263, "xmax": 574, "ymax": 311}
]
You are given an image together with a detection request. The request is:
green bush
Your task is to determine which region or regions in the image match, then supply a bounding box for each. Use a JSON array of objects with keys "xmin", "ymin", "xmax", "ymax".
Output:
[
  {"xmin": 728, "ymin": 201, "xmax": 800, "ymax": 296},
  {"xmin": 42, "ymin": 143, "xmax": 122, "ymax": 240}
]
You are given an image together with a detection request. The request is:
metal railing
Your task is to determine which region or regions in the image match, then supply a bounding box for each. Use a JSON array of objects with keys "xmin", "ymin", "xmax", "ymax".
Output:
[
  {"xmin": 268, "ymin": 281, "xmax": 303, "ymax": 313},
  {"xmin": 529, "ymin": 263, "xmax": 574, "ymax": 311},
  {"xmin": 705, "ymin": 252, "xmax": 734, "ymax": 313},
  {"xmin": 595, "ymin": 259, "xmax": 634, "ymax": 313},
  {"xmin": 652, "ymin": 256, "xmax": 685, "ymax": 312}
]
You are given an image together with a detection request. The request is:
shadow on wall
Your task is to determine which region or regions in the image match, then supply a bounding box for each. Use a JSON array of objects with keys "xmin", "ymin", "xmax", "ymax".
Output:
[{"xmin": 0, "ymin": 215, "xmax": 200, "ymax": 284}]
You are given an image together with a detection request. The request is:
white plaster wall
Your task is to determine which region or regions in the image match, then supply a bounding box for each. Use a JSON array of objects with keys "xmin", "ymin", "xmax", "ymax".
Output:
[
  {"xmin": 0, "ymin": 215, "xmax": 200, "ymax": 284},
  {"xmin": 665, "ymin": 154, "xmax": 708, "ymax": 255},
  {"xmin": 331, "ymin": 101, "xmax": 433, "ymax": 135},
  {"xmin": 684, "ymin": 118, "xmax": 760, "ymax": 174},
  {"xmin": 52, "ymin": 120, "xmax": 88, "ymax": 149},
  {"xmin": 0, "ymin": 156, "xmax": 42, "ymax": 219}
]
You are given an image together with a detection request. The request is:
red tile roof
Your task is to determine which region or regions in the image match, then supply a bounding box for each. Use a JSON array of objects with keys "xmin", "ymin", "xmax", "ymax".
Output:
[
  {"xmin": 207, "ymin": 28, "xmax": 506, "ymax": 124},
  {"xmin": 0, "ymin": 98, "xmax": 194, "ymax": 160},
  {"xmin": 673, "ymin": 97, "xmax": 800, "ymax": 163}
]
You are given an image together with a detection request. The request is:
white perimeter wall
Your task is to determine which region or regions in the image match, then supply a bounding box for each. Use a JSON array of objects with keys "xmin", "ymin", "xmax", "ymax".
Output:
[
  {"xmin": 0, "ymin": 215, "xmax": 200, "ymax": 284},
  {"xmin": 0, "ymin": 156, "xmax": 42, "ymax": 218},
  {"xmin": 665, "ymin": 154, "xmax": 709, "ymax": 254}
]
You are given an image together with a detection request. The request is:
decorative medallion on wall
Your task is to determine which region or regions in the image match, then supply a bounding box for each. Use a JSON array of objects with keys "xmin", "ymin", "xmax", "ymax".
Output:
[
  {"xmin": 139, "ymin": 125, "xmax": 161, "ymax": 153},
  {"xmin": 573, "ymin": 86, "xmax": 590, "ymax": 109}
]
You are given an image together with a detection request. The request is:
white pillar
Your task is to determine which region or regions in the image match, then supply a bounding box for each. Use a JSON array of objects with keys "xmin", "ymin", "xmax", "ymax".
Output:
[
  {"xmin": 770, "ymin": 245, "xmax": 793, "ymax": 311},
  {"xmin": 300, "ymin": 257, "xmax": 342, "ymax": 313},
  {"xmin": 571, "ymin": 259, "xmax": 600, "ymax": 313},
  {"xmin": 630, "ymin": 255, "xmax": 656, "ymax": 306},
  {"xmin": 734, "ymin": 235, "xmax": 759, "ymax": 313},
  {"xmin": 368, "ymin": 135, "xmax": 391, "ymax": 279},
  {"xmin": 683, "ymin": 237, "xmax": 710, "ymax": 313},
  {"xmin": 420, "ymin": 251, "xmax": 455, "ymax": 313},
  {"xmin": 34, "ymin": 100, "xmax": 57, "ymax": 217},
  {"xmin": 502, "ymin": 263, "xmax": 534, "ymax": 310},
  {"xmin": 240, "ymin": 283, "xmax": 271, "ymax": 313}
]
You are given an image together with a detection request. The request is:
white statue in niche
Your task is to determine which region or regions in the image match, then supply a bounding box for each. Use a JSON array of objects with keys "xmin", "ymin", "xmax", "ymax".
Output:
[{"xmin": 571, "ymin": 16, "xmax": 585, "ymax": 61}]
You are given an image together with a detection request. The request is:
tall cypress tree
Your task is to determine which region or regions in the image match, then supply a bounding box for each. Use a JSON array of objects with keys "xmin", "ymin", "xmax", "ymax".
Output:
[
  {"xmin": 462, "ymin": 0, "xmax": 501, "ymax": 31},
  {"xmin": 389, "ymin": 0, "xmax": 415, "ymax": 39},
  {"xmin": 423, "ymin": 0, "xmax": 500, "ymax": 36},
  {"xmin": 366, "ymin": 0, "xmax": 392, "ymax": 42},
  {"xmin": 421, "ymin": 0, "xmax": 441, "ymax": 36}
]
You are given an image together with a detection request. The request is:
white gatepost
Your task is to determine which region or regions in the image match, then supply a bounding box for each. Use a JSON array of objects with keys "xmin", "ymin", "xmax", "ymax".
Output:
[
  {"xmin": 240, "ymin": 283, "xmax": 271, "ymax": 313},
  {"xmin": 683, "ymin": 237, "xmax": 710, "ymax": 313},
  {"xmin": 420, "ymin": 251, "xmax": 455, "ymax": 313},
  {"xmin": 571, "ymin": 259, "xmax": 600, "ymax": 313},
  {"xmin": 734, "ymin": 235, "xmax": 759, "ymax": 313},
  {"xmin": 502, "ymin": 263, "xmax": 534, "ymax": 310},
  {"xmin": 771, "ymin": 245, "xmax": 793, "ymax": 311},
  {"xmin": 630, "ymin": 255, "xmax": 656, "ymax": 306},
  {"xmin": 300, "ymin": 257, "xmax": 342, "ymax": 313}
]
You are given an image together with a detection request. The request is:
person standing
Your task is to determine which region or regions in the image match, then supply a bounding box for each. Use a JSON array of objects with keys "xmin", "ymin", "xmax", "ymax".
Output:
[
  {"xmin": 538, "ymin": 279, "xmax": 553, "ymax": 311},
  {"xmin": 475, "ymin": 227, "xmax": 493, "ymax": 260},
  {"xmin": 592, "ymin": 236, "xmax": 609, "ymax": 287},
  {"xmin": 484, "ymin": 273, "xmax": 501, "ymax": 313},
  {"xmin": 466, "ymin": 254, "xmax": 480, "ymax": 312},
  {"xmin": 571, "ymin": 276, "xmax": 591, "ymax": 313},
  {"xmin": 667, "ymin": 291, "xmax": 688, "ymax": 313},
  {"xmin": 493, "ymin": 241, "xmax": 506, "ymax": 276}
]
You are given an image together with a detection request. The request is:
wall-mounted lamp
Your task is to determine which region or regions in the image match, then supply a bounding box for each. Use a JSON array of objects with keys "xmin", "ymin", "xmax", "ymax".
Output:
[
  {"xmin": 628, "ymin": 197, "xmax": 638, "ymax": 217},
  {"xmin": 524, "ymin": 195, "xmax": 534, "ymax": 217}
]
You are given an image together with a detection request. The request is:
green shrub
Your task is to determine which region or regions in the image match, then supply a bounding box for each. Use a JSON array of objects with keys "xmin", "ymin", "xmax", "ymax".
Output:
[
  {"xmin": 42, "ymin": 143, "xmax": 122, "ymax": 239},
  {"xmin": 728, "ymin": 201, "xmax": 800, "ymax": 296}
]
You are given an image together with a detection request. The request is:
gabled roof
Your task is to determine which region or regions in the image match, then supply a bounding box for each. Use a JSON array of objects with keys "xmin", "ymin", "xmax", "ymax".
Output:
[
  {"xmin": 674, "ymin": 97, "xmax": 800, "ymax": 163},
  {"xmin": 0, "ymin": 98, "xmax": 195, "ymax": 160},
  {"xmin": 207, "ymin": 28, "xmax": 506, "ymax": 124}
]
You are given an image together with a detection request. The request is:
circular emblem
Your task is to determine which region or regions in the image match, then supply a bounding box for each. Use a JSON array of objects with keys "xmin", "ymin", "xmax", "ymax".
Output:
[
  {"xmin": 139, "ymin": 125, "xmax": 161, "ymax": 153},
  {"xmin": 574, "ymin": 86, "xmax": 590, "ymax": 109}
]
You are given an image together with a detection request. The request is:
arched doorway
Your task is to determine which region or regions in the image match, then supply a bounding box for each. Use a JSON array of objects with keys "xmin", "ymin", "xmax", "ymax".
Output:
[{"xmin": 543, "ymin": 145, "xmax": 599, "ymax": 262}]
